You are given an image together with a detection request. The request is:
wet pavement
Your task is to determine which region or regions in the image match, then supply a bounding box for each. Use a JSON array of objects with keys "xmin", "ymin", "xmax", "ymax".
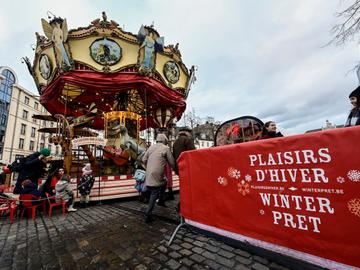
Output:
[{"xmin": 0, "ymin": 195, "xmax": 324, "ymax": 270}]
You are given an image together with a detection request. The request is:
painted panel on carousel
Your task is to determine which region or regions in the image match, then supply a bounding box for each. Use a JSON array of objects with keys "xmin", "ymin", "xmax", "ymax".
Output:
[
  {"xmin": 39, "ymin": 54, "xmax": 52, "ymax": 80},
  {"xmin": 90, "ymin": 38, "xmax": 122, "ymax": 66},
  {"xmin": 41, "ymin": 17, "xmax": 72, "ymax": 70},
  {"xmin": 163, "ymin": 61, "xmax": 180, "ymax": 84},
  {"xmin": 137, "ymin": 25, "xmax": 164, "ymax": 75}
]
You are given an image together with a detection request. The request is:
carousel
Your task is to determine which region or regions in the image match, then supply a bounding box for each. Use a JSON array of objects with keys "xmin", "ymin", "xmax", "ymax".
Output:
[{"xmin": 23, "ymin": 12, "xmax": 196, "ymax": 201}]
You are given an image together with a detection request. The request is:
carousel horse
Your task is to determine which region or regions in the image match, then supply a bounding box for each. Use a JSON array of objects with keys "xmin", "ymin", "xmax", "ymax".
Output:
[
  {"xmin": 118, "ymin": 125, "xmax": 146, "ymax": 167},
  {"xmin": 106, "ymin": 124, "xmax": 146, "ymax": 168}
]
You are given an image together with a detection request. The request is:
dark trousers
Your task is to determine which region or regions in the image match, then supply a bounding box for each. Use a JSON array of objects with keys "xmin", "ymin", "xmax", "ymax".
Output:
[
  {"xmin": 158, "ymin": 182, "xmax": 167, "ymax": 204},
  {"xmin": 145, "ymin": 186, "xmax": 162, "ymax": 217}
]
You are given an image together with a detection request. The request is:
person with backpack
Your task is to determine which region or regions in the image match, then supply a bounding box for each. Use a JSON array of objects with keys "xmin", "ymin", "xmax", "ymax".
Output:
[{"xmin": 13, "ymin": 148, "xmax": 52, "ymax": 194}]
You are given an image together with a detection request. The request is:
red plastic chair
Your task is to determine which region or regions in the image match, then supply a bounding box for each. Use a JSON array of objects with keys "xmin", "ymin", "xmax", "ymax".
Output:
[
  {"xmin": 46, "ymin": 193, "xmax": 66, "ymax": 217},
  {"xmin": 19, "ymin": 194, "xmax": 46, "ymax": 220},
  {"xmin": 0, "ymin": 197, "xmax": 17, "ymax": 223}
]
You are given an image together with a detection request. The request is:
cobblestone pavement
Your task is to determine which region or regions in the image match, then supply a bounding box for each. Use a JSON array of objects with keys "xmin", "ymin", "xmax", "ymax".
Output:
[{"xmin": 0, "ymin": 196, "xmax": 324, "ymax": 270}]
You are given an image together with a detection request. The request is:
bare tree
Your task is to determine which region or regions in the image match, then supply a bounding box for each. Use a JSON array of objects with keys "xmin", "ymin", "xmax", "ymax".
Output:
[
  {"xmin": 331, "ymin": 0, "xmax": 360, "ymax": 45},
  {"xmin": 182, "ymin": 108, "xmax": 202, "ymax": 129}
]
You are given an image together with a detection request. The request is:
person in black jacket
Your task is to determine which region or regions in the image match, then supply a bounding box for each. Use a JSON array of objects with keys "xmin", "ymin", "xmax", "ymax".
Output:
[
  {"xmin": 173, "ymin": 127, "xmax": 196, "ymax": 175},
  {"xmin": 260, "ymin": 121, "xmax": 284, "ymax": 140},
  {"xmin": 13, "ymin": 148, "xmax": 52, "ymax": 194},
  {"xmin": 345, "ymin": 86, "xmax": 360, "ymax": 127}
]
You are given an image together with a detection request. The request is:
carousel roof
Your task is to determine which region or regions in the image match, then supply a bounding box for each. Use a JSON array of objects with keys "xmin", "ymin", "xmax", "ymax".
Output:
[{"xmin": 27, "ymin": 12, "xmax": 196, "ymax": 130}]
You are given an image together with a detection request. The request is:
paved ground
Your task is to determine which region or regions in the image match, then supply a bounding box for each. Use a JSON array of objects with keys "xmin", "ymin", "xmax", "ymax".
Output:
[{"xmin": 0, "ymin": 196, "xmax": 324, "ymax": 270}]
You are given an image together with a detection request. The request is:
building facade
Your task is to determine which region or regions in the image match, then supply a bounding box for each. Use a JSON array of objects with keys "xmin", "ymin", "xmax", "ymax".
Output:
[{"xmin": 0, "ymin": 66, "xmax": 58, "ymax": 163}]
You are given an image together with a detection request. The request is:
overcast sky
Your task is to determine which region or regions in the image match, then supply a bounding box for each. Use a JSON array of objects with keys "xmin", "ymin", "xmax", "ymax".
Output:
[{"xmin": 0, "ymin": 0, "xmax": 358, "ymax": 133}]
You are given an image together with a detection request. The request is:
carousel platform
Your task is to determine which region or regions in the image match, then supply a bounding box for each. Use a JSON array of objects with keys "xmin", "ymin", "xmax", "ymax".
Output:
[{"xmin": 1, "ymin": 174, "xmax": 180, "ymax": 202}]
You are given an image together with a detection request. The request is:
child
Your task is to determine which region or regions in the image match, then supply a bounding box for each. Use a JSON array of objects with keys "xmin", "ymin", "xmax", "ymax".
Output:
[{"xmin": 78, "ymin": 163, "xmax": 95, "ymax": 208}]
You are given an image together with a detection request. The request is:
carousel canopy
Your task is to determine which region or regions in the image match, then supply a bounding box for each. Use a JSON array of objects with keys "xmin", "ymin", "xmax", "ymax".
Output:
[{"xmin": 27, "ymin": 12, "xmax": 196, "ymax": 130}]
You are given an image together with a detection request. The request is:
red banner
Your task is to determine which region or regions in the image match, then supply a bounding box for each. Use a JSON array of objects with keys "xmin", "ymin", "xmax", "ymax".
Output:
[{"xmin": 179, "ymin": 126, "xmax": 360, "ymax": 270}]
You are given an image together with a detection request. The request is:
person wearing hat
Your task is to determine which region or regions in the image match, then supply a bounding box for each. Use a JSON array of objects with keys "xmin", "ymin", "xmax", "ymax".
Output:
[
  {"xmin": 142, "ymin": 133, "xmax": 176, "ymax": 223},
  {"xmin": 13, "ymin": 148, "xmax": 52, "ymax": 194},
  {"xmin": 173, "ymin": 127, "xmax": 196, "ymax": 175},
  {"xmin": 345, "ymin": 86, "xmax": 360, "ymax": 127},
  {"xmin": 78, "ymin": 163, "xmax": 95, "ymax": 208}
]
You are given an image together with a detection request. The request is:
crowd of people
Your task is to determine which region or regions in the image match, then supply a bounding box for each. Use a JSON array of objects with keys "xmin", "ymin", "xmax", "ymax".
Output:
[
  {"xmin": 1, "ymin": 87, "xmax": 359, "ymax": 221},
  {"xmin": 3, "ymin": 148, "xmax": 96, "ymax": 214}
]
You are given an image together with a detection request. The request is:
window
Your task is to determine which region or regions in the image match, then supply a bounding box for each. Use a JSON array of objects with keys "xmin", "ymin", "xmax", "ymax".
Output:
[
  {"xmin": 15, "ymin": 154, "xmax": 24, "ymax": 160},
  {"xmin": 0, "ymin": 69, "xmax": 15, "ymax": 107},
  {"xmin": 22, "ymin": 110, "xmax": 28, "ymax": 119},
  {"xmin": 20, "ymin": 124, "xmax": 26, "ymax": 135},
  {"xmin": 40, "ymin": 142, "xmax": 44, "ymax": 149},
  {"xmin": 32, "ymin": 117, "xmax": 37, "ymax": 123},
  {"xmin": 43, "ymin": 120, "xmax": 46, "ymax": 127},
  {"xmin": 55, "ymin": 145, "xmax": 59, "ymax": 155},
  {"xmin": 41, "ymin": 134, "xmax": 45, "ymax": 140},
  {"xmin": 0, "ymin": 130, "xmax": 4, "ymax": 143},
  {"xmin": 29, "ymin": 141, "xmax": 34, "ymax": 151},
  {"xmin": 31, "ymin": 127, "xmax": 36, "ymax": 137},
  {"xmin": 34, "ymin": 102, "xmax": 39, "ymax": 110},
  {"xmin": 19, "ymin": 138, "xmax": 24, "ymax": 149},
  {"xmin": 1, "ymin": 114, "xmax": 6, "ymax": 125},
  {"xmin": 24, "ymin": 96, "xmax": 30, "ymax": 105}
]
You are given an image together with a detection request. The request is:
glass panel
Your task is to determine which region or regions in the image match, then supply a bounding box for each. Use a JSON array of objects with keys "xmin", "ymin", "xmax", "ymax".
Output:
[{"xmin": 215, "ymin": 116, "xmax": 264, "ymax": 146}]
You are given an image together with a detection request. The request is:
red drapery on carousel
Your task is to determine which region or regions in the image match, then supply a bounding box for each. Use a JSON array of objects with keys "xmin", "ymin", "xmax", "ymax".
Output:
[
  {"xmin": 40, "ymin": 71, "xmax": 187, "ymax": 129},
  {"xmin": 178, "ymin": 126, "xmax": 360, "ymax": 270}
]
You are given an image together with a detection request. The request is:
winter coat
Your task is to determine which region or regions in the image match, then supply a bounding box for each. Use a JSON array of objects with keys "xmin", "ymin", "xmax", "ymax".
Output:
[
  {"xmin": 14, "ymin": 152, "xmax": 47, "ymax": 194},
  {"xmin": 78, "ymin": 174, "xmax": 95, "ymax": 196},
  {"xmin": 345, "ymin": 108, "xmax": 360, "ymax": 127},
  {"xmin": 20, "ymin": 182, "xmax": 42, "ymax": 197},
  {"xmin": 142, "ymin": 143, "xmax": 175, "ymax": 187},
  {"xmin": 173, "ymin": 133, "xmax": 196, "ymax": 174},
  {"xmin": 40, "ymin": 175, "xmax": 59, "ymax": 196},
  {"xmin": 55, "ymin": 179, "xmax": 73, "ymax": 202},
  {"xmin": 260, "ymin": 131, "xmax": 283, "ymax": 140}
]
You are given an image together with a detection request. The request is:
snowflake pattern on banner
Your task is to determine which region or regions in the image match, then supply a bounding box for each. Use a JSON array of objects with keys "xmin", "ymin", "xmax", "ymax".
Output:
[
  {"xmin": 347, "ymin": 170, "xmax": 360, "ymax": 182},
  {"xmin": 245, "ymin": 174, "xmax": 252, "ymax": 182},
  {"xmin": 336, "ymin": 176, "xmax": 345, "ymax": 184},
  {"xmin": 348, "ymin": 198, "xmax": 360, "ymax": 218},
  {"xmin": 259, "ymin": 209, "xmax": 265, "ymax": 215},
  {"xmin": 217, "ymin": 176, "xmax": 228, "ymax": 186},
  {"xmin": 227, "ymin": 167, "xmax": 241, "ymax": 179},
  {"xmin": 237, "ymin": 180, "xmax": 250, "ymax": 196}
]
